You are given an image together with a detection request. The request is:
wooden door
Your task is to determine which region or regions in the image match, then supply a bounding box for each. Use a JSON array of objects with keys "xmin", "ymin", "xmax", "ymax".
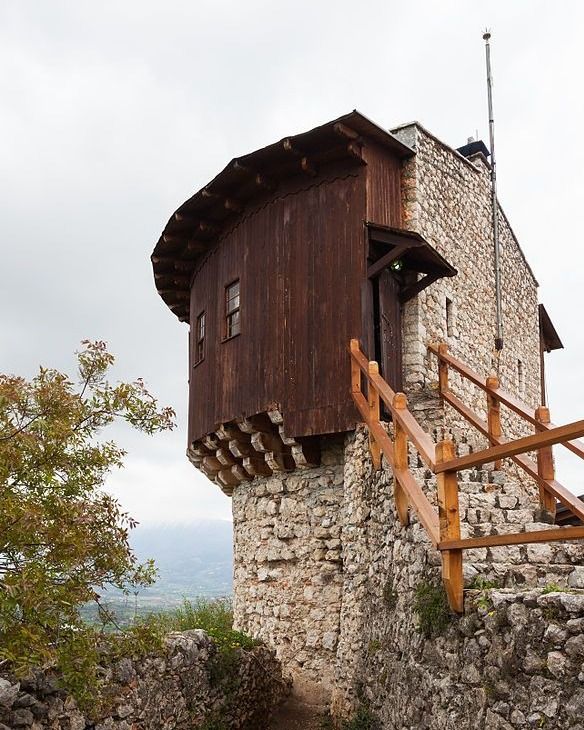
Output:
[{"xmin": 376, "ymin": 269, "xmax": 402, "ymax": 391}]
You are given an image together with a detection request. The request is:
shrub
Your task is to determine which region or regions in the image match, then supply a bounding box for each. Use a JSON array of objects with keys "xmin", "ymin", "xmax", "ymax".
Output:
[
  {"xmin": 144, "ymin": 597, "xmax": 257, "ymax": 652},
  {"xmin": 343, "ymin": 705, "xmax": 381, "ymax": 730},
  {"xmin": 0, "ymin": 341, "xmax": 175, "ymax": 708},
  {"xmin": 413, "ymin": 580, "xmax": 452, "ymax": 637}
]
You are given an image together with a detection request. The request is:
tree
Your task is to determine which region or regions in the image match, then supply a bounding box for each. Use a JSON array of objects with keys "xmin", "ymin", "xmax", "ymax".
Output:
[{"xmin": 0, "ymin": 341, "xmax": 175, "ymax": 700}]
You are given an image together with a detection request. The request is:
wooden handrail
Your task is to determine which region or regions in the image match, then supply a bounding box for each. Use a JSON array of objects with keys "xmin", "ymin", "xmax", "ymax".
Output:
[
  {"xmin": 430, "ymin": 342, "xmax": 584, "ymax": 463},
  {"xmin": 440, "ymin": 525, "xmax": 584, "ymax": 551},
  {"xmin": 435, "ymin": 418, "xmax": 584, "ymax": 474},
  {"xmin": 350, "ymin": 339, "xmax": 584, "ymax": 614},
  {"xmin": 350, "ymin": 340, "xmax": 436, "ymax": 469},
  {"xmin": 443, "ymin": 389, "xmax": 584, "ymax": 523},
  {"xmin": 351, "ymin": 386, "xmax": 440, "ymax": 546}
]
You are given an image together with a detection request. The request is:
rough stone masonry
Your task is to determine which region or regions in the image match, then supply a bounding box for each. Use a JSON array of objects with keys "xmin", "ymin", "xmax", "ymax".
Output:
[
  {"xmin": 233, "ymin": 427, "xmax": 584, "ymax": 728},
  {"xmin": 230, "ymin": 126, "xmax": 584, "ymax": 726},
  {"xmin": 0, "ymin": 631, "xmax": 288, "ymax": 730}
]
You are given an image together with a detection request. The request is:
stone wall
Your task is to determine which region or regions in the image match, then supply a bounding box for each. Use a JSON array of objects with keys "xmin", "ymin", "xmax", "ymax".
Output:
[
  {"xmin": 0, "ymin": 630, "xmax": 288, "ymax": 730},
  {"xmin": 331, "ymin": 428, "xmax": 584, "ymax": 729},
  {"xmin": 232, "ymin": 427, "xmax": 584, "ymax": 728},
  {"xmin": 393, "ymin": 123, "xmax": 542, "ymax": 448},
  {"xmin": 232, "ymin": 437, "xmax": 345, "ymax": 698},
  {"xmin": 227, "ymin": 126, "xmax": 580, "ymax": 727}
]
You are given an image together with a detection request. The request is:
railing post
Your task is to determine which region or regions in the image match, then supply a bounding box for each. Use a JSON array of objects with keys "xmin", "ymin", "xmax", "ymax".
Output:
[
  {"xmin": 350, "ymin": 339, "xmax": 361, "ymax": 395},
  {"xmin": 368, "ymin": 361, "xmax": 381, "ymax": 470},
  {"xmin": 536, "ymin": 405, "xmax": 557, "ymax": 518},
  {"xmin": 486, "ymin": 375, "xmax": 502, "ymax": 469},
  {"xmin": 438, "ymin": 343, "xmax": 449, "ymax": 396},
  {"xmin": 393, "ymin": 392, "xmax": 410, "ymax": 526},
  {"xmin": 436, "ymin": 438, "xmax": 463, "ymax": 613}
]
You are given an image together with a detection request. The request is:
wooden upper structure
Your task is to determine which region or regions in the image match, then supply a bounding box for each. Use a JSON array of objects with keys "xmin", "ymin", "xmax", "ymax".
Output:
[{"xmin": 151, "ymin": 111, "xmax": 457, "ymax": 483}]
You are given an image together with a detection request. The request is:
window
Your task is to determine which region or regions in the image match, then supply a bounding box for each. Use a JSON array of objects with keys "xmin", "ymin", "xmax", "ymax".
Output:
[
  {"xmin": 195, "ymin": 311, "xmax": 206, "ymax": 364},
  {"xmin": 446, "ymin": 297, "xmax": 454, "ymax": 337},
  {"xmin": 225, "ymin": 280, "xmax": 240, "ymax": 339},
  {"xmin": 518, "ymin": 359, "xmax": 525, "ymax": 395}
]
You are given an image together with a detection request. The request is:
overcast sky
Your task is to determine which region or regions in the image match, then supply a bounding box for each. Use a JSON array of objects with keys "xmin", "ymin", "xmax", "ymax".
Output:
[{"xmin": 1, "ymin": 1, "xmax": 583, "ymax": 525}]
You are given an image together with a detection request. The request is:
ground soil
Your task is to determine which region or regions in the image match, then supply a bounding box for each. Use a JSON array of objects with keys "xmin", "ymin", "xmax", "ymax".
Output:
[{"xmin": 268, "ymin": 690, "xmax": 329, "ymax": 729}]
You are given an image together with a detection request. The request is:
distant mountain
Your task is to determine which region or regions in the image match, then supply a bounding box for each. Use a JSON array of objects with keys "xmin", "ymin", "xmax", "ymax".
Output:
[
  {"xmin": 131, "ymin": 520, "xmax": 234, "ymax": 598},
  {"xmin": 88, "ymin": 520, "xmax": 234, "ymax": 621}
]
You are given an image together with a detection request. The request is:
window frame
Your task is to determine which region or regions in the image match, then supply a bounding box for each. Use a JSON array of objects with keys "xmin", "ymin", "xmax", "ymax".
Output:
[
  {"xmin": 194, "ymin": 310, "xmax": 206, "ymax": 366},
  {"xmin": 223, "ymin": 279, "xmax": 241, "ymax": 341}
]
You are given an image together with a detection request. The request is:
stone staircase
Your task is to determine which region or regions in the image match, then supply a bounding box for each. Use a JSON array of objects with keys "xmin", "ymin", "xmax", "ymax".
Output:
[{"xmin": 412, "ymin": 457, "xmax": 584, "ymax": 591}]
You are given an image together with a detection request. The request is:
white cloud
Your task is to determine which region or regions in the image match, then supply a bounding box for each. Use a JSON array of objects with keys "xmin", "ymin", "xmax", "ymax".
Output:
[{"xmin": 1, "ymin": 0, "xmax": 583, "ymax": 521}]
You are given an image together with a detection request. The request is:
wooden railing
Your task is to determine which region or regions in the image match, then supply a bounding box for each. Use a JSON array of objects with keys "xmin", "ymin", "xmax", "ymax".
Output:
[{"xmin": 349, "ymin": 339, "xmax": 584, "ymax": 613}]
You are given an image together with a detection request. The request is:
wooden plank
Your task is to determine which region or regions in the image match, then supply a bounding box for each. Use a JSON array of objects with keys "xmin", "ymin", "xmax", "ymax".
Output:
[
  {"xmin": 393, "ymin": 467, "xmax": 440, "ymax": 547},
  {"xmin": 187, "ymin": 165, "xmax": 367, "ymax": 445},
  {"xmin": 368, "ymin": 361, "xmax": 382, "ymax": 470},
  {"xmin": 486, "ymin": 376, "xmax": 502, "ymax": 469},
  {"xmin": 368, "ymin": 371, "xmax": 436, "ymax": 469},
  {"xmin": 352, "ymin": 390, "xmax": 440, "ymax": 546},
  {"xmin": 440, "ymin": 525, "xmax": 584, "ymax": 551},
  {"xmin": 393, "ymin": 393, "xmax": 410, "ymax": 527},
  {"xmin": 438, "ymin": 343, "xmax": 449, "ymax": 395},
  {"xmin": 377, "ymin": 268, "xmax": 403, "ymax": 391},
  {"xmin": 352, "ymin": 390, "xmax": 395, "ymax": 462},
  {"xmin": 350, "ymin": 339, "xmax": 362, "ymax": 394},
  {"xmin": 536, "ymin": 406, "xmax": 556, "ymax": 516},
  {"xmin": 435, "ymin": 419, "xmax": 584, "ymax": 474},
  {"xmin": 444, "ymin": 390, "xmax": 584, "ymax": 523},
  {"xmin": 428, "ymin": 342, "xmax": 486, "ymax": 390},
  {"xmin": 349, "ymin": 342, "xmax": 371, "ymax": 376},
  {"xmin": 539, "ymin": 425, "xmax": 584, "ymax": 461},
  {"xmin": 399, "ymin": 272, "xmax": 440, "ymax": 304},
  {"xmin": 429, "ymin": 343, "xmax": 544, "ymax": 427},
  {"xmin": 215, "ymin": 448, "xmax": 236, "ymax": 466},
  {"xmin": 443, "ymin": 389, "xmax": 489, "ymax": 436},
  {"xmin": 436, "ymin": 439, "xmax": 463, "ymax": 613},
  {"xmin": 562, "ymin": 437, "xmax": 584, "ymax": 461},
  {"xmin": 367, "ymin": 245, "xmax": 407, "ymax": 280},
  {"xmin": 487, "ymin": 384, "xmax": 539, "ymax": 427},
  {"xmin": 242, "ymin": 456, "xmax": 272, "ymax": 477}
]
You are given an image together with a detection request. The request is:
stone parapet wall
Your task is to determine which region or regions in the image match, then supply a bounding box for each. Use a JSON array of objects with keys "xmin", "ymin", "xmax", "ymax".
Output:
[{"xmin": 0, "ymin": 631, "xmax": 288, "ymax": 730}]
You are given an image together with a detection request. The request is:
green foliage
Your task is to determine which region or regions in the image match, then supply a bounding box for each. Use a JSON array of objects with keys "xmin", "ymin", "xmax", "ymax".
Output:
[
  {"xmin": 145, "ymin": 597, "xmax": 257, "ymax": 652},
  {"xmin": 367, "ymin": 639, "xmax": 382, "ymax": 655},
  {"xmin": 542, "ymin": 583, "xmax": 564, "ymax": 594},
  {"xmin": 342, "ymin": 705, "xmax": 381, "ymax": 730},
  {"xmin": 144, "ymin": 598, "xmax": 258, "ymax": 711},
  {"xmin": 413, "ymin": 580, "xmax": 452, "ymax": 637},
  {"xmin": 470, "ymin": 576, "xmax": 499, "ymax": 591},
  {"xmin": 469, "ymin": 576, "xmax": 500, "ymax": 611},
  {"xmin": 0, "ymin": 341, "xmax": 175, "ymax": 705}
]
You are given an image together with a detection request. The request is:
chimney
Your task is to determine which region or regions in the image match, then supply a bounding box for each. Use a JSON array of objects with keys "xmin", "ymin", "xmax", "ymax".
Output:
[{"xmin": 456, "ymin": 138, "xmax": 490, "ymax": 160}]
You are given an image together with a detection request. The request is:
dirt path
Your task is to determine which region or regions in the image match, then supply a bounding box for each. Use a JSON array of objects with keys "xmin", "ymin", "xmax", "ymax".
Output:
[{"xmin": 268, "ymin": 691, "xmax": 329, "ymax": 729}]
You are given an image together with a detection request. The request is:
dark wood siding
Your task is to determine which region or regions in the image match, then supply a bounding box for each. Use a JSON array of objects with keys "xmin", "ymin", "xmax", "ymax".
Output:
[
  {"xmin": 365, "ymin": 141, "xmax": 403, "ymax": 228},
  {"xmin": 188, "ymin": 143, "xmax": 404, "ymax": 443}
]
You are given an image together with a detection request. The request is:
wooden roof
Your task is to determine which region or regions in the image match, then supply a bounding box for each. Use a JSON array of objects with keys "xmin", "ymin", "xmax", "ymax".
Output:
[
  {"xmin": 539, "ymin": 304, "xmax": 564, "ymax": 352},
  {"xmin": 367, "ymin": 223, "xmax": 457, "ymax": 279},
  {"xmin": 151, "ymin": 111, "xmax": 414, "ymax": 322}
]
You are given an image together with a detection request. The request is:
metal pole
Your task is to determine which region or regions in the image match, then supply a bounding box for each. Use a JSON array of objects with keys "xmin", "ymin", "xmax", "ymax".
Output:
[{"xmin": 484, "ymin": 30, "xmax": 504, "ymax": 352}]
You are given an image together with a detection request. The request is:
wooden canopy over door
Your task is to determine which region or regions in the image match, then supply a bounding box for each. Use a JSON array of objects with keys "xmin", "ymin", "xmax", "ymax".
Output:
[{"xmin": 364, "ymin": 223, "xmax": 457, "ymax": 392}]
